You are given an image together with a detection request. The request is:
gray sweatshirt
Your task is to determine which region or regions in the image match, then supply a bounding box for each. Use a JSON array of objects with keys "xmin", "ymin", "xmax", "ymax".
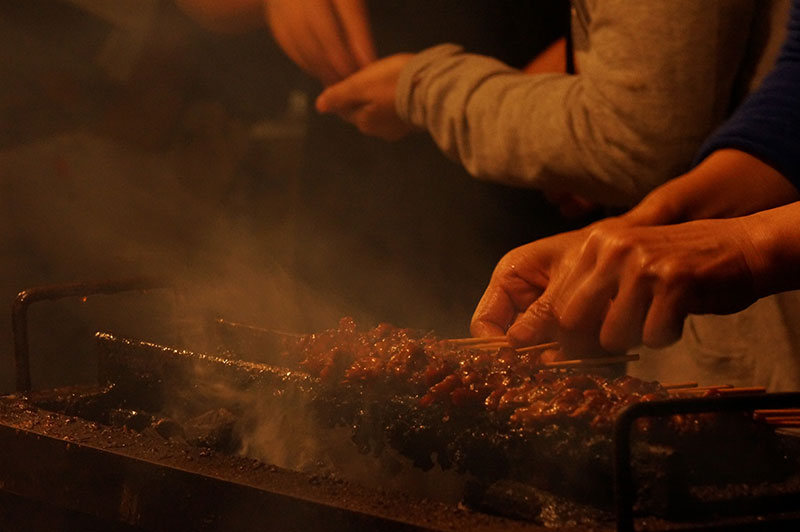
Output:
[{"xmin": 395, "ymin": 0, "xmax": 784, "ymax": 206}]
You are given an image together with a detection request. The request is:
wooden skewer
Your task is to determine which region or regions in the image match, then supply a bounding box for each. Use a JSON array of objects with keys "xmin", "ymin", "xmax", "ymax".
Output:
[
  {"xmin": 446, "ymin": 338, "xmax": 561, "ymax": 352},
  {"xmin": 660, "ymin": 381, "xmax": 699, "ymax": 390},
  {"xmin": 445, "ymin": 336, "xmax": 509, "ymax": 345},
  {"xmin": 717, "ymin": 386, "xmax": 766, "ymax": 395},
  {"xmin": 215, "ymin": 319, "xmax": 304, "ymax": 338},
  {"xmin": 470, "ymin": 341, "xmax": 513, "ymax": 350},
  {"xmin": 668, "ymin": 384, "xmax": 732, "ymax": 394},
  {"xmin": 514, "ymin": 341, "xmax": 560, "ymax": 354},
  {"xmin": 754, "ymin": 408, "xmax": 800, "ymax": 417},
  {"xmin": 763, "ymin": 418, "xmax": 800, "ymax": 427},
  {"xmin": 669, "ymin": 385, "xmax": 765, "ymax": 395},
  {"xmin": 536, "ymin": 353, "xmax": 639, "ymax": 369}
]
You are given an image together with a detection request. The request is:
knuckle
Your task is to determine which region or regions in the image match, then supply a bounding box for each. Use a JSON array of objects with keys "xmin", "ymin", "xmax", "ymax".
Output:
[
  {"xmin": 652, "ymin": 261, "xmax": 690, "ymax": 289},
  {"xmin": 588, "ymin": 227, "xmax": 637, "ymax": 264}
]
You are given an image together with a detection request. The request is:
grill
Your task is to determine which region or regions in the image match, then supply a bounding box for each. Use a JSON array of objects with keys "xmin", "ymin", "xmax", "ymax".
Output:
[{"xmin": 3, "ymin": 279, "xmax": 800, "ymax": 532}]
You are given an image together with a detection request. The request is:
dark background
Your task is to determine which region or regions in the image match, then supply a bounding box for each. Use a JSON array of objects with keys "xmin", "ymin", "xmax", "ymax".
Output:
[{"xmin": 0, "ymin": 0, "xmax": 580, "ymax": 392}]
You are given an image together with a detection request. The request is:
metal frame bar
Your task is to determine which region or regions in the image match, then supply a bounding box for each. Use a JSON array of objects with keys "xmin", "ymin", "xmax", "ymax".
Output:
[
  {"xmin": 613, "ymin": 392, "xmax": 800, "ymax": 532},
  {"xmin": 11, "ymin": 277, "xmax": 167, "ymax": 392}
]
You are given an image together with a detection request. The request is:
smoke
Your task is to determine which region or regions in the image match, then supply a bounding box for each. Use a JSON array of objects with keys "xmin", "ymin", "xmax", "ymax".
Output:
[
  {"xmin": 0, "ymin": 1, "xmax": 567, "ymax": 391},
  {"xmin": 168, "ymin": 352, "xmax": 469, "ymax": 504},
  {"xmin": 0, "ymin": 0, "xmax": 367, "ymax": 392}
]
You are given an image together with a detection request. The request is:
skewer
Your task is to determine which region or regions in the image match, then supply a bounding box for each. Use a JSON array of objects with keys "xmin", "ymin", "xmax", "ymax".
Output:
[
  {"xmin": 445, "ymin": 337, "xmax": 560, "ymax": 352},
  {"xmin": 470, "ymin": 341, "xmax": 514, "ymax": 350},
  {"xmin": 753, "ymin": 408, "xmax": 800, "ymax": 427},
  {"xmin": 515, "ymin": 342, "xmax": 560, "ymax": 354},
  {"xmin": 535, "ymin": 353, "xmax": 639, "ymax": 369},
  {"xmin": 660, "ymin": 381, "xmax": 698, "ymax": 390},
  {"xmin": 667, "ymin": 384, "xmax": 733, "ymax": 394},
  {"xmin": 445, "ymin": 336, "xmax": 509, "ymax": 346},
  {"xmin": 669, "ymin": 385, "xmax": 765, "ymax": 395},
  {"xmin": 215, "ymin": 319, "xmax": 304, "ymax": 338},
  {"xmin": 754, "ymin": 408, "xmax": 800, "ymax": 417},
  {"xmin": 717, "ymin": 386, "xmax": 766, "ymax": 395},
  {"xmin": 763, "ymin": 417, "xmax": 800, "ymax": 427}
]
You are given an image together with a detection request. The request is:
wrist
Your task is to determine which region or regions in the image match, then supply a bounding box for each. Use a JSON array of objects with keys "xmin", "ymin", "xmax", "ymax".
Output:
[
  {"xmin": 737, "ymin": 203, "xmax": 800, "ymax": 298},
  {"xmin": 623, "ymin": 191, "xmax": 683, "ymax": 226}
]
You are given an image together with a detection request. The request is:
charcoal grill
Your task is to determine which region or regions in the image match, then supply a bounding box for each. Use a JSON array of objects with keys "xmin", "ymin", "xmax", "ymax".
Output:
[{"xmin": 3, "ymin": 279, "xmax": 800, "ymax": 532}]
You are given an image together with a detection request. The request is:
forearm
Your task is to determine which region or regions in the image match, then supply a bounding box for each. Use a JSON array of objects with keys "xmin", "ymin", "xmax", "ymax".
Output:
[
  {"xmin": 396, "ymin": 0, "xmax": 757, "ymax": 206},
  {"xmin": 625, "ymin": 149, "xmax": 800, "ymax": 225},
  {"xmin": 740, "ymin": 201, "xmax": 800, "ymax": 298}
]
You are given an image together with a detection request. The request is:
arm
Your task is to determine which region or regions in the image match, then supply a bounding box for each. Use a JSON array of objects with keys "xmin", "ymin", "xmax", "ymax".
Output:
[
  {"xmin": 471, "ymin": 149, "xmax": 800, "ymax": 355},
  {"xmin": 397, "ymin": 0, "xmax": 757, "ymax": 206},
  {"xmin": 477, "ymin": 201, "xmax": 800, "ymax": 356},
  {"xmin": 177, "ymin": 0, "xmax": 376, "ymax": 85},
  {"xmin": 471, "ymin": 1, "xmax": 800, "ymax": 354},
  {"xmin": 625, "ymin": 149, "xmax": 800, "ymax": 226}
]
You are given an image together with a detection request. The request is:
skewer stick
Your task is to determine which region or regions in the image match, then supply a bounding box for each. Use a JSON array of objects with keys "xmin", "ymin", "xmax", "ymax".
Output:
[
  {"xmin": 215, "ymin": 319, "xmax": 304, "ymax": 338},
  {"xmin": 668, "ymin": 384, "xmax": 732, "ymax": 394},
  {"xmin": 763, "ymin": 418, "xmax": 800, "ymax": 427},
  {"xmin": 536, "ymin": 353, "xmax": 638, "ymax": 369},
  {"xmin": 761, "ymin": 415, "xmax": 800, "ymax": 422},
  {"xmin": 660, "ymin": 382, "xmax": 698, "ymax": 390},
  {"xmin": 754, "ymin": 408, "xmax": 800, "ymax": 417},
  {"xmin": 717, "ymin": 386, "xmax": 766, "ymax": 395},
  {"xmin": 669, "ymin": 385, "xmax": 765, "ymax": 395},
  {"xmin": 514, "ymin": 342, "xmax": 560, "ymax": 354},
  {"xmin": 470, "ymin": 341, "xmax": 513, "ymax": 350},
  {"xmin": 446, "ymin": 336, "xmax": 508, "ymax": 346}
]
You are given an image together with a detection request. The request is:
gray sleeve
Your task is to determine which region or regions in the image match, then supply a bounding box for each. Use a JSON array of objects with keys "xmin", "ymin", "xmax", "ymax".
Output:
[{"xmin": 395, "ymin": 0, "xmax": 756, "ymax": 206}]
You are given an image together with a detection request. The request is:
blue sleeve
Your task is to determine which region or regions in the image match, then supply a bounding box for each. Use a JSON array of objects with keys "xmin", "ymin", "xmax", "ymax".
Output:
[{"xmin": 696, "ymin": 0, "xmax": 800, "ymax": 189}]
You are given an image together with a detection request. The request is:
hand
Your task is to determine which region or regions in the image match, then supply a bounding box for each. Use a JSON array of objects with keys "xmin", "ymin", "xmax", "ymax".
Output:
[
  {"xmin": 316, "ymin": 54, "xmax": 413, "ymax": 141},
  {"xmin": 503, "ymin": 218, "xmax": 761, "ymax": 356},
  {"xmin": 265, "ymin": 0, "xmax": 376, "ymax": 85},
  {"xmin": 470, "ymin": 227, "xmax": 590, "ymax": 339}
]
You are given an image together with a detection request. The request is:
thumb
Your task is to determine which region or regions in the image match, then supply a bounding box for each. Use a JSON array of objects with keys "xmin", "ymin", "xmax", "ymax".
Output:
[
  {"xmin": 315, "ymin": 85, "xmax": 339, "ymax": 113},
  {"xmin": 316, "ymin": 81, "xmax": 362, "ymax": 113}
]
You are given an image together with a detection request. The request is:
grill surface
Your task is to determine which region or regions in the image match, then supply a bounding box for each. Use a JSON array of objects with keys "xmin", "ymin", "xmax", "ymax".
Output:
[{"xmin": 4, "ymin": 281, "xmax": 800, "ymax": 531}]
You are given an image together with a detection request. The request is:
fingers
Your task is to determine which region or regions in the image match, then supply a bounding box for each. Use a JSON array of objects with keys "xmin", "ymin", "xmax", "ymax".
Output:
[
  {"xmin": 332, "ymin": 0, "xmax": 377, "ymax": 67},
  {"xmin": 266, "ymin": 0, "xmax": 374, "ymax": 85},
  {"xmin": 316, "ymin": 77, "xmax": 368, "ymax": 114},
  {"xmin": 303, "ymin": 0, "xmax": 360, "ymax": 82},
  {"xmin": 507, "ymin": 293, "xmax": 559, "ymax": 346},
  {"xmin": 598, "ymin": 268, "xmax": 652, "ymax": 353},
  {"xmin": 557, "ymin": 277, "xmax": 616, "ymax": 356},
  {"xmin": 316, "ymin": 55, "xmax": 412, "ymax": 139},
  {"xmin": 266, "ymin": 6, "xmax": 319, "ymax": 81},
  {"xmin": 642, "ymin": 285, "xmax": 689, "ymax": 348},
  {"xmin": 470, "ymin": 268, "xmax": 541, "ymax": 336}
]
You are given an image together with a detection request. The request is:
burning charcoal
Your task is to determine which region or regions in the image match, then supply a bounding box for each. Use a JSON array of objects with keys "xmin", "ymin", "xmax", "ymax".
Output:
[
  {"xmin": 153, "ymin": 417, "xmax": 185, "ymax": 440},
  {"xmin": 183, "ymin": 408, "xmax": 237, "ymax": 451},
  {"xmin": 464, "ymin": 479, "xmax": 612, "ymax": 527},
  {"xmin": 109, "ymin": 408, "xmax": 154, "ymax": 431}
]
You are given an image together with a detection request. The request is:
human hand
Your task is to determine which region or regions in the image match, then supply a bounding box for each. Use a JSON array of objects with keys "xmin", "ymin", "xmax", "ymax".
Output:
[
  {"xmin": 470, "ymin": 227, "xmax": 590, "ymax": 340},
  {"xmin": 315, "ymin": 53, "xmax": 413, "ymax": 141},
  {"xmin": 500, "ymin": 218, "xmax": 761, "ymax": 357},
  {"xmin": 265, "ymin": 0, "xmax": 376, "ymax": 85}
]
